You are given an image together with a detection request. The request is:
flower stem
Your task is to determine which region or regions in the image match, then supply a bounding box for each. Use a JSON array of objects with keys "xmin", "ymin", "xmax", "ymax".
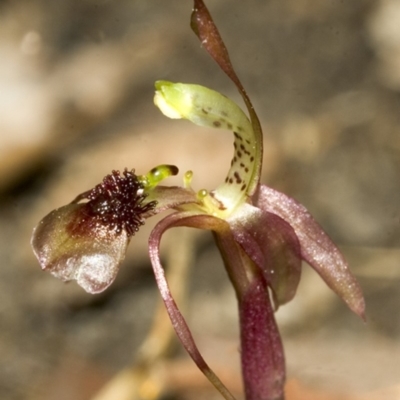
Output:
[{"xmin": 239, "ymin": 274, "xmax": 286, "ymax": 400}]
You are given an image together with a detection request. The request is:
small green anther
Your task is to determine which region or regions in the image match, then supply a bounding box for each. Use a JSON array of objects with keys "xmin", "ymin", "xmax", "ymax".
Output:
[
  {"xmin": 197, "ymin": 189, "xmax": 208, "ymax": 199},
  {"xmin": 184, "ymin": 170, "xmax": 194, "ymax": 188},
  {"xmin": 139, "ymin": 165, "xmax": 179, "ymax": 190}
]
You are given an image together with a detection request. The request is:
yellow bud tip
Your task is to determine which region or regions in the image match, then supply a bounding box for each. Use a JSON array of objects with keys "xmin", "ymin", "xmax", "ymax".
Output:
[{"xmin": 154, "ymin": 81, "xmax": 194, "ymax": 120}]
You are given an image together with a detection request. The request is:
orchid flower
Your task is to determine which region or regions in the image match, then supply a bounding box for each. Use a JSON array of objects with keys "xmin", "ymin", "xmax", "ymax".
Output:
[{"xmin": 31, "ymin": 1, "xmax": 365, "ymax": 399}]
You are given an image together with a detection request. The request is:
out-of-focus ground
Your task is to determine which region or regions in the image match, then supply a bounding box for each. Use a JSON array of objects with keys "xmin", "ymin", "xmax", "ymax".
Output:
[{"xmin": 1, "ymin": 0, "xmax": 400, "ymax": 399}]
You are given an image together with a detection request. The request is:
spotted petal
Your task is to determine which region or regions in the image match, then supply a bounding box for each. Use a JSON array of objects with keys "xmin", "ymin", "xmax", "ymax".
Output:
[{"xmin": 191, "ymin": 0, "xmax": 263, "ymax": 196}]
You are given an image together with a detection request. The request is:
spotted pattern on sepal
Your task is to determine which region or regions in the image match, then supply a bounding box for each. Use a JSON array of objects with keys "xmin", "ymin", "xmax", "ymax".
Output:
[{"xmin": 154, "ymin": 81, "xmax": 257, "ymax": 212}]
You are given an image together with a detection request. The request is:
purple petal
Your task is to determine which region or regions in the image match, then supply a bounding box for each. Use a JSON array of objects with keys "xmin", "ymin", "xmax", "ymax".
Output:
[
  {"xmin": 230, "ymin": 205, "xmax": 302, "ymax": 308},
  {"xmin": 31, "ymin": 204, "xmax": 128, "ymax": 294},
  {"xmin": 148, "ymin": 211, "xmax": 237, "ymax": 400},
  {"xmin": 240, "ymin": 274, "xmax": 285, "ymax": 400},
  {"xmin": 256, "ymin": 185, "xmax": 365, "ymax": 318},
  {"xmin": 146, "ymin": 185, "xmax": 200, "ymax": 215}
]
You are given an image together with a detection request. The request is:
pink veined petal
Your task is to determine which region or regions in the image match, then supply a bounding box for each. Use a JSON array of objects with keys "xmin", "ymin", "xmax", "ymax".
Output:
[
  {"xmin": 230, "ymin": 204, "xmax": 302, "ymax": 308},
  {"xmin": 256, "ymin": 185, "xmax": 365, "ymax": 318},
  {"xmin": 240, "ymin": 274, "xmax": 285, "ymax": 400},
  {"xmin": 148, "ymin": 211, "xmax": 237, "ymax": 400}
]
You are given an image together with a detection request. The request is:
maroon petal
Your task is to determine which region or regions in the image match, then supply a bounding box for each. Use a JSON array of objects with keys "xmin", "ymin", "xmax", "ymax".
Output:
[
  {"xmin": 31, "ymin": 204, "xmax": 128, "ymax": 294},
  {"xmin": 240, "ymin": 274, "xmax": 285, "ymax": 400},
  {"xmin": 256, "ymin": 185, "xmax": 365, "ymax": 318},
  {"xmin": 148, "ymin": 211, "xmax": 237, "ymax": 400},
  {"xmin": 230, "ymin": 205, "xmax": 302, "ymax": 308}
]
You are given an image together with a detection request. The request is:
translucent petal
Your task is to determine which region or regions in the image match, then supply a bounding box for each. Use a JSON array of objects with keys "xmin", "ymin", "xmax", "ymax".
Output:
[{"xmin": 31, "ymin": 204, "xmax": 128, "ymax": 294}]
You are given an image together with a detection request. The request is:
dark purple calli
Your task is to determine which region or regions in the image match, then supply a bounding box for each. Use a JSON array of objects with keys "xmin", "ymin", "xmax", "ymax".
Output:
[{"xmin": 31, "ymin": 1, "xmax": 365, "ymax": 399}]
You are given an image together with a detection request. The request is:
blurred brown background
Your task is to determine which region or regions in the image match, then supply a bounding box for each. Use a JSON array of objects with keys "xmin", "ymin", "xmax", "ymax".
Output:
[{"xmin": 1, "ymin": 0, "xmax": 399, "ymax": 399}]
